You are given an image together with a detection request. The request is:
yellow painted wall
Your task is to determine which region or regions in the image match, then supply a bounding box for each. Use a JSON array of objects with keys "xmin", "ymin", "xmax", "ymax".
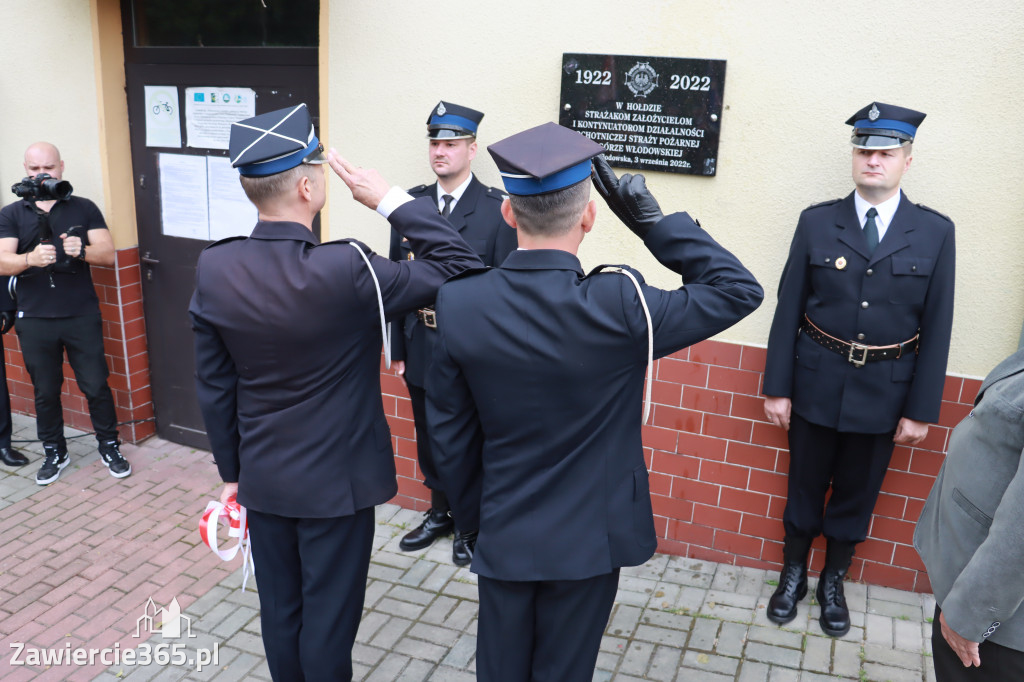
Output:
[
  {"xmin": 325, "ymin": 0, "xmax": 1024, "ymax": 377},
  {"xmin": 0, "ymin": 0, "xmax": 135, "ymax": 248}
]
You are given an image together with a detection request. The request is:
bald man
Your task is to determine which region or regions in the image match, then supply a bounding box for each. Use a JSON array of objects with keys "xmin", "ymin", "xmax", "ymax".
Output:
[{"xmin": 0, "ymin": 142, "xmax": 129, "ymax": 485}]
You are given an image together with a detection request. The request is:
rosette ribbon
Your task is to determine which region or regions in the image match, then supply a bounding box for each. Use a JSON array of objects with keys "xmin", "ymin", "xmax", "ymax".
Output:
[{"xmin": 199, "ymin": 494, "xmax": 255, "ymax": 591}]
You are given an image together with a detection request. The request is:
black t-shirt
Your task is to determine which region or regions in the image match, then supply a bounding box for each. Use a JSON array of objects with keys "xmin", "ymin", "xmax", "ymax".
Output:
[{"xmin": 0, "ymin": 196, "xmax": 105, "ymax": 318}]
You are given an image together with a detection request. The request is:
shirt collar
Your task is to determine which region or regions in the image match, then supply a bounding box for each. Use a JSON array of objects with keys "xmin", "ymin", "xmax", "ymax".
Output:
[
  {"xmin": 854, "ymin": 190, "xmax": 901, "ymax": 232},
  {"xmin": 437, "ymin": 173, "xmax": 474, "ymax": 210}
]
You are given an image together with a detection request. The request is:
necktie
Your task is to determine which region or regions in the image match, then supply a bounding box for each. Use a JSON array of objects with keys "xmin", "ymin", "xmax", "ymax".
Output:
[
  {"xmin": 864, "ymin": 207, "xmax": 879, "ymax": 254},
  {"xmin": 440, "ymin": 194, "xmax": 454, "ymax": 219}
]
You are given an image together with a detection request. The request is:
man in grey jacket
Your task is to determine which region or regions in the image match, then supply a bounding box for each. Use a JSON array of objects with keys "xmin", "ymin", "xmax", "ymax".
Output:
[{"xmin": 915, "ymin": 347, "xmax": 1024, "ymax": 680}]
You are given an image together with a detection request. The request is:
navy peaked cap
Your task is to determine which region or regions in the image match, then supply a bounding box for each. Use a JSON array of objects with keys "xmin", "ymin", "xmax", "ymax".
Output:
[
  {"xmin": 427, "ymin": 101, "xmax": 484, "ymax": 139},
  {"xmin": 846, "ymin": 102, "xmax": 926, "ymax": 149},
  {"xmin": 229, "ymin": 103, "xmax": 325, "ymax": 177},
  {"xmin": 487, "ymin": 122, "xmax": 605, "ymax": 196}
]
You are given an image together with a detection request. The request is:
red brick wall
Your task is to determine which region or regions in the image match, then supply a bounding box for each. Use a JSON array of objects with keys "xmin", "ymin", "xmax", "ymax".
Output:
[
  {"xmin": 5, "ymin": 247, "xmax": 155, "ymax": 444},
  {"xmin": 383, "ymin": 339, "xmax": 978, "ymax": 593}
]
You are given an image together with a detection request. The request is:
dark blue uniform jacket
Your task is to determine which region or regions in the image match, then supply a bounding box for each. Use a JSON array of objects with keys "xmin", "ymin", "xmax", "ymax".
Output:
[
  {"xmin": 388, "ymin": 177, "xmax": 516, "ymax": 387},
  {"xmin": 189, "ymin": 197, "xmax": 482, "ymax": 518},
  {"xmin": 763, "ymin": 191, "xmax": 955, "ymax": 433},
  {"xmin": 427, "ymin": 213, "xmax": 763, "ymax": 581}
]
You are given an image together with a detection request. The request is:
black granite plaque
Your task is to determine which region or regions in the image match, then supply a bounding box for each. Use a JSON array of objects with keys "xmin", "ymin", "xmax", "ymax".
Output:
[{"xmin": 560, "ymin": 53, "xmax": 727, "ymax": 176}]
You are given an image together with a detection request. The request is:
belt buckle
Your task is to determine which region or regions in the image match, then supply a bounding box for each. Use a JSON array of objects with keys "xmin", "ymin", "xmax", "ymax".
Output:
[
  {"xmin": 848, "ymin": 342, "xmax": 869, "ymax": 367},
  {"xmin": 420, "ymin": 309, "xmax": 437, "ymax": 329}
]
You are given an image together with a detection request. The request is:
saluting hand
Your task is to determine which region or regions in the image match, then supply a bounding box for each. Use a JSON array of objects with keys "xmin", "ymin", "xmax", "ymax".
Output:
[
  {"xmin": 591, "ymin": 155, "xmax": 664, "ymax": 239},
  {"xmin": 326, "ymin": 149, "xmax": 391, "ymax": 210}
]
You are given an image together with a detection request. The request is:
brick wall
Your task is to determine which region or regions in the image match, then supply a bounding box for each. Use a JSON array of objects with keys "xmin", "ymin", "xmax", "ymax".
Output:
[
  {"xmin": 383, "ymin": 339, "xmax": 978, "ymax": 593},
  {"xmin": 5, "ymin": 247, "xmax": 155, "ymax": 445}
]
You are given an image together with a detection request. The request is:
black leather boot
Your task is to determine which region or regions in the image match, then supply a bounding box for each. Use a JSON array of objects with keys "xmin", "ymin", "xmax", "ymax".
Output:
[
  {"xmin": 816, "ymin": 540, "xmax": 855, "ymax": 637},
  {"xmin": 767, "ymin": 536, "xmax": 811, "ymax": 624},
  {"xmin": 0, "ymin": 447, "xmax": 29, "ymax": 467},
  {"xmin": 452, "ymin": 529, "xmax": 477, "ymax": 567},
  {"xmin": 399, "ymin": 490, "xmax": 454, "ymax": 551}
]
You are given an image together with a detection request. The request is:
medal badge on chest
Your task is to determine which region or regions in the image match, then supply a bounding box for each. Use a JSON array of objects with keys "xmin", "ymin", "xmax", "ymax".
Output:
[{"xmin": 835, "ymin": 256, "xmax": 847, "ymax": 270}]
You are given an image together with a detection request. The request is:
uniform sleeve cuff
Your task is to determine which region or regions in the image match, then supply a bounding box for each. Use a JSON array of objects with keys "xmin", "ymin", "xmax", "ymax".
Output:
[{"xmin": 376, "ymin": 187, "xmax": 415, "ymax": 219}]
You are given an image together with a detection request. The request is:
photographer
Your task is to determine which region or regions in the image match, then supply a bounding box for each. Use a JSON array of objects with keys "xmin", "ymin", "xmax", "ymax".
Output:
[{"xmin": 0, "ymin": 142, "xmax": 129, "ymax": 485}]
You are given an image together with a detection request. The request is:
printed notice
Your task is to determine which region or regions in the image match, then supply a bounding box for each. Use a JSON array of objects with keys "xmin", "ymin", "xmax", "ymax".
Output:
[
  {"xmin": 185, "ymin": 87, "xmax": 256, "ymax": 150},
  {"xmin": 159, "ymin": 154, "xmax": 209, "ymax": 240},
  {"xmin": 207, "ymin": 157, "xmax": 257, "ymax": 241},
  {"xmin": 560, "ymin": 54, "xmax": 727, "ymax": 176},
  {"xmin": 144, "ymin": 86, "xmax": 182, "ymax": 148}
]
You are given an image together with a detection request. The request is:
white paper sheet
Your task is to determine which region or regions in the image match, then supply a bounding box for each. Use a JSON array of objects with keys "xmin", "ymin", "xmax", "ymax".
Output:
[
  {"xmin": 144, "ymin": 86, "xmax": 182, "ymax": 148},
  {"xmin": 207, "ymin": 157, "xmax": 258, "ymax": 240},
  {"xmin": 159, "ymin": 154, "xmax": 209, "ymax": 240},
  {"xmin": 185, "ymin": 87, "xmax": 256, "ymax": 150}
]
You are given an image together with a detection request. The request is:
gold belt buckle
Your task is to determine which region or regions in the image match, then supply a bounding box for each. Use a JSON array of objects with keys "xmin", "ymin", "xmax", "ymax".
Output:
[
  {"xmin": 848, "ymin": 342, "xmax": 869, "ymax": 367},
  {"xmin": 419, "ymin": 309, "xmax": 437, "ymax": 329}
]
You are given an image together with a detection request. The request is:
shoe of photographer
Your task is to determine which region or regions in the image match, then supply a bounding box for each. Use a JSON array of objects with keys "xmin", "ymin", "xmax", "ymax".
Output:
[
  {"xmin": 98, "ymin": 439, "xmax": 131, "ymax": 479},
  {"xmin": 36, "ymin": 443, "xmax": 69, "ymax": 485}
]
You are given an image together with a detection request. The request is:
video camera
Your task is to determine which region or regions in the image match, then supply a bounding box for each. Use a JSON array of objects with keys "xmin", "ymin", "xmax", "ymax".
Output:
[{"xmin": 11, "ymin": 173, "xmax": 72, "ymax": 202}]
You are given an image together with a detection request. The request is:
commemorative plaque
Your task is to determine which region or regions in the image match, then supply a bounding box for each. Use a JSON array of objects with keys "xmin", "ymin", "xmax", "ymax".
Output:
[{"xmin": 560, "ymin": 53, "xmax": 727, "ymax": 176}]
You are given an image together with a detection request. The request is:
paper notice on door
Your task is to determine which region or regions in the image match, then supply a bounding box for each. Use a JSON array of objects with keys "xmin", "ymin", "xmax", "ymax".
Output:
[
  {"xmin": 144, "ymin": 86, "xmax": 182, "ymax": 148},
  {"xmin": 159, "ymin": 154, "xmax": 210, "ymax": 240},
  {"xmin": 207, "ymin": 156, "xmax": 257, "ymax": 240},
  {"xmin": 185, "ymin": 87, "xmax": 256, "ymax": 150}
]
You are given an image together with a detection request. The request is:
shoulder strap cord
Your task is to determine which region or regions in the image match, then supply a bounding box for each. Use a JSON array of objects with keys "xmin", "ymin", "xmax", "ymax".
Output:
[
  {"xmin": 594, "ymin": 266, "xmax": 654, "ymax": 424},
  {"xmin": 347, "ymin": 243, "xmax": 391, "ymax": 370}
]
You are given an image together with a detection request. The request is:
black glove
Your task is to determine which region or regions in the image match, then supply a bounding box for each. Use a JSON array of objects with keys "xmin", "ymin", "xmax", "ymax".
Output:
[
  {"xmin": 591, "ymin": 155, "xmax": 664, "ymax": 238},
  {"xmin": 0, "ymin": 312, "xmax": 13, "ymax": 335}
]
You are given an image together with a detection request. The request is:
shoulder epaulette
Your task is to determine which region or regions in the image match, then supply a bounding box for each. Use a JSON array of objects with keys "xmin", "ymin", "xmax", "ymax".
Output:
[
  {"xmin": 917, "ymin": 203, "xmax": 952, "ymax": 222},
  {"xmin": 202, "ymin": 235, "xmax": 247, "ymax": 251},
  {"xmin": 446, "ymin": 266, "xmax": 492, "ymax": 283},
  {"xmin": 485, "ymin": 186, "xmax": 508, "ymax": 202},
  {"xmin": 804, "ymin": 198, "xmax": 842, "ymax": 211},
  {"xmin": 320, "ymin": 237, "xmax": 355, "ymax": 247},
  {"xmin": 584, "ymin": 263, "xmax": 632, "ymax": 279},
  {"xmin": 407, "ymin": 184, "xmax": 429, "ymax": 195}
]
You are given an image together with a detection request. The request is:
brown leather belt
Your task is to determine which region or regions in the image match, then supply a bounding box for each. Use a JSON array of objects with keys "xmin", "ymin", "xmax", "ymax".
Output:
[
  {"xmin": 801, "ymin": 315, "xmax": 918, "ymax": 367},
  {"xmin": 416, "ymin": 307, "xmax": 437, "ymax": 329}
]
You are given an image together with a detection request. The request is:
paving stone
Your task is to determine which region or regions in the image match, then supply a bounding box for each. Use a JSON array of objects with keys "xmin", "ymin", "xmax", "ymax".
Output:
[
  {"xmin": 717, "ymin": 622, "xmax": 750, "ymax": 657},
  {"xmin": 744, "ymin": 641, "xmax": 802, "ymax": 668},
  {"xmin": 642, "ymin": 644, "xmax": 681, "ymax": 681},
  {"xmin": 688, "ymin": 617, "xmax": 720, "ymax": 651},
  {"xmin": 862, "ymin": 661, "xmax": 923, "ymax": 682},
  {"xmin": 832, "ymin": 639, "xmax": 863, "ymax": 678},
  {"xmin": 618, "ymin": 639, "xmax": 655, "ymax": 676},
  {"xmin": 440, "ymin": 633, "xmax": 475, "ymax": 669},
  {"xmin": 747, "ymin": 624, "xmax": 804, "ymax": 648},
  {"xmin": 863, "ymin": 642, "xmax": 923, "ymax": 671},
  {"xmin": 608, "ymin": 604, "xmax": 643, "ymax": 638},
  {"xmin": 639, "ymin": 609, "xmax": 694, "ymax": 633},
  {"xmin": 801, "ymin": 633, "xmax": 833, "ymax": 673},
  {"xmin": 680, "ymin": 649, "xmax": 740, "ymax": 675},
  {"xmin": 865, "ymin": 612, "xmax": 894, "ymax": 645}
]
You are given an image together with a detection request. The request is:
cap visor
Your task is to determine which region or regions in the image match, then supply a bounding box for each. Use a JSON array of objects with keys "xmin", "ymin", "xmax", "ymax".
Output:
[{"xmin": 850, "ymin": 134, "xmax": 909, "ymax": 150}]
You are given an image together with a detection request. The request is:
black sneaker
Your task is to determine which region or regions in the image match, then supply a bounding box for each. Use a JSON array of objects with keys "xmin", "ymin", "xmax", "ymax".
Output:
[
  {"xmin": 36, "ymin": 443, "xmax": 69, "ymax": 485},
  {"xmin": 98, "ymin": 440, "xmax": 131, "ymax": 479}
]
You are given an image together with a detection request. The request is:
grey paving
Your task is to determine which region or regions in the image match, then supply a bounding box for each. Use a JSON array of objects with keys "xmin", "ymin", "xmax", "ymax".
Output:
[{"xmin": 97, "ymin": 503, "xmax": 935, "ymax": 681}]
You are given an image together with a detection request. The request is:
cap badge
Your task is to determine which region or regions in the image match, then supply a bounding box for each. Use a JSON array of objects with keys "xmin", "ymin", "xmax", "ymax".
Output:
[
  {"xmin": 868, "ymin": 104, "xmax": 880, "ymax": 121},
  {"xmin": 437, "ymin": 102, "xmax": 447, "ymax": 116},
  {"xmin": 835, "ymin": 256, "xmax": 847, "ymax": 270}
]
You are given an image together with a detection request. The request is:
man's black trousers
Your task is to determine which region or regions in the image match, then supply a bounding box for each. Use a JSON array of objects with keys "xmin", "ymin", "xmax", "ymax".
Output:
[
  {"xmin": 476, "ymin": 569, "xmax": 619, "ymax": 682},
  {"xmin": 16, "ymin": 314, "xmax": 118, "ymax": 444},
  {"xmin": 783, "ymin": 412, "xmax": 896, "ymax": 543},
  {"xmin": 247, "ymin": 506, "xmax": 374, "ymax": 682}
]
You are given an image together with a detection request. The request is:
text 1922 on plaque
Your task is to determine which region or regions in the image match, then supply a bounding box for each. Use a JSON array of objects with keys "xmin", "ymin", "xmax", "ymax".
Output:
[{"xmin": 560, "ymin": 54, "xmax": 726, "ymax": 176}]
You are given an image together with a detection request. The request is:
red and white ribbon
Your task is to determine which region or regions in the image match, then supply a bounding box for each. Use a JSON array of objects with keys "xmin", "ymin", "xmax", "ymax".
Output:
[{"xmin": 199, "ymin": 494, "xmax": 255, "ymax": 591}]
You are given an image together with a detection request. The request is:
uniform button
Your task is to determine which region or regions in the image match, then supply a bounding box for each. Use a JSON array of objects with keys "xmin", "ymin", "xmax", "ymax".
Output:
[
  {"xmin": 857, "ymin": 333, "xmax": 865, "ymax": 340},
  {"xmin": 861, "ymin": 301, "xmax": 869, "ymax": 309},
  {"xmin": 824, "ymin": 257, "xmax": 831, "ymax": 263},
  {"xmin": 912, "ymin": 265, "xmax": 917, "ymax": 271},
  {"xmin": 866, "ymin": 268, "xmax": 874, "ymax": 276}
]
